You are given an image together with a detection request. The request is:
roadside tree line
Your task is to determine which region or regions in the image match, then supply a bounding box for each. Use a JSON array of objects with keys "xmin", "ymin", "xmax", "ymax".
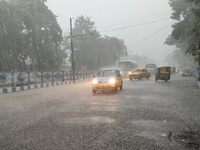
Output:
[
  {"xmin": 62, "ymin": 16, "xmax": 127, "ymax": 71},
  {"xmin": 0, "ymin": 0, "xmax": 127, "ymax": 72},
  {"xmin": 0, "ymin": 0, "xmax": 65, "ymax": 71},
  {"xmin": 165, "ymin": 0, "xmax": 200, "ymax": 67}
]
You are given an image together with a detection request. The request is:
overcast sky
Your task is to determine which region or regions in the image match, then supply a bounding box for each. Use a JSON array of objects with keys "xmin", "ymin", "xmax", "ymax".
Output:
[{"xmin": 45, "ymin": 0, "xmax": 175, "ymax": 65}]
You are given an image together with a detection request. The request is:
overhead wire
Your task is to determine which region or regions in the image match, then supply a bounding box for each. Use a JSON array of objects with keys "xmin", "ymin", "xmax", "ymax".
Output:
[
  {"xmin": 127, "ymin": 21, "xmax": 175, "ymax": 47},
  {"xmin": 98, "ymin": 10, "xmax": 171, "ymax": 31},
  {"xmin": 62, "ymin": 10, "xmax": 174, "ymax": 45},
  {"xmin": 99, "ymin": 18, "xmax": 171, "ymax": 33}
]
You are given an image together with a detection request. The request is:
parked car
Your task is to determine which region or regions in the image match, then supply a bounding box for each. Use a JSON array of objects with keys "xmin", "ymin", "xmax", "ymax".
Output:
[
  {"xmin": 181, "ymin": 68, "xmax": 193, "ymax": 77},
  {"xmin": 91, "ymin": 68, "xmax": 123, "ymax": 94},
  {"xmin": 129, "ymin": 68, "xmax": 151, "ymax": 80},
  {"xmin": 171, "ymin": 67, "xmax": 176, "ymax": 75}
]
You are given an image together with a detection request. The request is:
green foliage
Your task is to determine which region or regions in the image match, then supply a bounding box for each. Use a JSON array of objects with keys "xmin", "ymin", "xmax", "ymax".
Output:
[
  {"xmin": 62, "ymin": 16, "xmax": 127, "ymax": 71},
  {"xmin": 166, "ymin": 0, "xmax": 200, "ymax": 65},
  {"xmin": 0, "ymin": 0, "xmax": 66, "ymax": 71}
]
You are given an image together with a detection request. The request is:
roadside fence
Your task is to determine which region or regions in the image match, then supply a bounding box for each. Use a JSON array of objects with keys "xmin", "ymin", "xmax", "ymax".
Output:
[{"xmin": 0, "ymin": 69, "xmax": 97, "ymax": 93}]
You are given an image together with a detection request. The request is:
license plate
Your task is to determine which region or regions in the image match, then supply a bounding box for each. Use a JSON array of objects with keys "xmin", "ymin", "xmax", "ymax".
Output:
[{"xmin": 98, "ymin": 84, "xmax": 107, "ymax": 89}]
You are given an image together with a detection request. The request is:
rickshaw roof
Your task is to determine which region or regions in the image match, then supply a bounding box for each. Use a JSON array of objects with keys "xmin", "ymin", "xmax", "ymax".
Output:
[{"xmin": 156, "ymin": 66, "xmax": 171, "ymax": 68}]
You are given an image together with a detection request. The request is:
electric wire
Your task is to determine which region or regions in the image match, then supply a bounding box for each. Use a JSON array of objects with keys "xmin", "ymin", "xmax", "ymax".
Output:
[
  {"xmin": 99, "ymin": 18, "xmax": 171, "ymax": 33},
  {"xmin": 98, "ymin": 10, "xmax": 171, "ymax": 31},
  {"xmin": 127, "ymin": 21, "xmax": 175, "ymax": 47}
]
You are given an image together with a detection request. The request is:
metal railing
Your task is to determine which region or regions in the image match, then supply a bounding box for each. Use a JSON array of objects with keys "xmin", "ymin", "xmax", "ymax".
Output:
[{"xmin": 0, "ymin": 69, "xmax": 97, "ymax": 89}]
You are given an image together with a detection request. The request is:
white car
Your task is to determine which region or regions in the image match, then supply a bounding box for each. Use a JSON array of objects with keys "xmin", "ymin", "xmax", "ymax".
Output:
[{"xmin": 91, "ymin": 68, "xmax": 123, "ymax": 94}]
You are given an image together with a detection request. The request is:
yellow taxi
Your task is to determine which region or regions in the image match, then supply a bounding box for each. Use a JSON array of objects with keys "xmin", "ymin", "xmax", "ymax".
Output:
[{"xmin": 129, "ymin": 68, "xmax": 151, "ymax": 80}]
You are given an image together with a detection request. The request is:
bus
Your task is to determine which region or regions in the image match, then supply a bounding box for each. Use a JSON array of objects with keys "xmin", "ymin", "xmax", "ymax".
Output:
[
  {"xmin": 145, "ymin": 63, "xmax": 156, "ymax": 75},
  {"xmin": 119, "ymin": 60, "xmax": 138, "ymax": 77}
]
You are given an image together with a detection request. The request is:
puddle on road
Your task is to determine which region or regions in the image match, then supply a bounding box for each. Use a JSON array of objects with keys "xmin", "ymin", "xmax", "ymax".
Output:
[
  {"xmin": 132, "ymin": 120, "xmax": 165, "ymax": 129},
  {"xmin": 173, "ymin": 131, "xmax": 200, "ymax": 149},
  {"xmin": 139, "ymin": 95, "xmax": 152, "ymax": 99},
  {"xmin": 131, "ymin": 120, "xmax": 168, "ymax": 141},
  {"xmin": 88, "ymin": 106, "xmax": 119, "ymax": 112},
  {"xmin": 57, "ymin": 116, "xmax": 115, "ymax": 125}
]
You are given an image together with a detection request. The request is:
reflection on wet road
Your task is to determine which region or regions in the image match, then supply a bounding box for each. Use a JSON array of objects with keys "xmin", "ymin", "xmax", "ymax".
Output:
[
  {"xmin": 56, "ymin": 116, "xmax": 115, "ymax": 125},
  {"xmin": 0, "ymin": 76, "xmax": 200, "ymax": 149}
]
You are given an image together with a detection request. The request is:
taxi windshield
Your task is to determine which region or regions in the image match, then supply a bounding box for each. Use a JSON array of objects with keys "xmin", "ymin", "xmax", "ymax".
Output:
[
  {"xmin": 97, "ymin": 70, "xmax": 116, "ymax": 77},
  {"xmin": 134, "ymin": 69, "xmax": 142, "ymax": 72}
]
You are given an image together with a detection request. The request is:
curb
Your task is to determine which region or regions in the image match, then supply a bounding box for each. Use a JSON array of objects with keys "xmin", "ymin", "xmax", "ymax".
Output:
[{"xmin": 0, "ymin": 79, "xmax": 91, "ymax": 94}]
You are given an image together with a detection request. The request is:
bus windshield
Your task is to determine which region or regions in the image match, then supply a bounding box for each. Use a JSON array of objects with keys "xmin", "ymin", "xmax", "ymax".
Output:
[{"xmin": 119, "ymin": 62, "xmax": 131, "ymax": 71}]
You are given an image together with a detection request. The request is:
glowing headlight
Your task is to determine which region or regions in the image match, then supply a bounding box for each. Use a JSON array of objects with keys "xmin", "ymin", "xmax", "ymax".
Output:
[
  {"xmin": 92, "ymin": 79, "xmax": 98, "ymax": 84},
  {"xmin": 109, "ymin": 78, "xmax": 116, "ymax": 84},
  {"xmin": 128, "ymin": 72, "xmax": 131, "ymax": 74}
]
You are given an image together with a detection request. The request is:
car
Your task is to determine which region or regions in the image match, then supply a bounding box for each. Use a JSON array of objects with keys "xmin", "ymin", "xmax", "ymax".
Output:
[
  {"xmin": 91, "ymin": 68, "xmax": 123, "ymax": 94},
  {"xmin": 129, "ymin": 68, "xmax": 151, "ymax": 80},
  {"xmin": 180, "ymin": 68, "xmax": 193, "ymax": 77}
]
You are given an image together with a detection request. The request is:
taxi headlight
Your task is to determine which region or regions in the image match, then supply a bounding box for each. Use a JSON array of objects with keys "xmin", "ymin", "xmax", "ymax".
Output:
[
  {"xmin": 128, "ymin": 72, "xmax": 131, "ymax": 74},
  {"xmin": 109, "ymin": 78, "xmax": 116, "ymax": 84},
  {"xmin": 92, "ymin": 79, "xmax": 98, "ymax": 84}
]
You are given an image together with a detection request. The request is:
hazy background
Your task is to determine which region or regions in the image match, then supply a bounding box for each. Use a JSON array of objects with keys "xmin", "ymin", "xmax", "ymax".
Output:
[{"xmin": 46, "ymin": 0, "xmax": 175, "ymax": 65}]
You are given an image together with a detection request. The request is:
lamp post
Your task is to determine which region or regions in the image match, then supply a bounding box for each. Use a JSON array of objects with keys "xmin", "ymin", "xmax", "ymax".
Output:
[{"xmin": 69, "ymin": 18, "xmax": 94, "ymax": 81}]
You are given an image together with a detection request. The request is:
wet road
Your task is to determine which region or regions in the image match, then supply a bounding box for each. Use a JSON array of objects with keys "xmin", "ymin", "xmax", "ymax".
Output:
[{"xmin": 0, "ymin": 76, "xmax": 200, "ymax": 150}]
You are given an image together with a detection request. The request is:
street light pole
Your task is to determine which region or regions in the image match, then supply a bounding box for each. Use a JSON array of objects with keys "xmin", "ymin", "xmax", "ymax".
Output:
[
  {"xmin": 68, "ymin": 18, "xmax": 94, "ymax": 80},
  {"xmin": 98, "ymin": 50, "xmax": 100, "ymax": 70},
  {"xmin": 70, "ymin": 18, "xmax": 75, "ymax": 82}
]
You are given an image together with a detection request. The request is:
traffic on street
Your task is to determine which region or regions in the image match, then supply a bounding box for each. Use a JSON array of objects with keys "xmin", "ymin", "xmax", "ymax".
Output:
[
  {"xmin": 1, "ymin": 0, "xmax": 200, "ymax": 149},
  {"xmin": 0, "ymin": 75, "xmax": 200, "ymax": 150}
]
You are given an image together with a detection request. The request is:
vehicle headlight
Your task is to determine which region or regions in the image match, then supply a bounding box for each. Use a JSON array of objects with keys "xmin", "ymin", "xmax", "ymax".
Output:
[
  {"xmin": 92, "ymin": 79, "xmax": 98, "ymax": 84},
  {"xmin": 109, "ymin": 78, "xmax": 116, "ymax": 84},
  {"xmin": 128, "ymin": 72, "xmax": 131, "ymax": 74}
]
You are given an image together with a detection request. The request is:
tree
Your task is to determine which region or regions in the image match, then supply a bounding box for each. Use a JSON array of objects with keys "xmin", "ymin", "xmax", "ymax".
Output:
[
  {"xmin": 165, "ymin": 0, "xmax": 200, "ymax": 65},
  {"xmin": 62, "ymin": 16, "xmax": 127, "ymax": 71},
  {"xmin": 99, "ymin": 36, "xmax": 127, "ymax": 68},
  {"xmin": 72, "ymin": 16, "xmax": 100, "ymax": 70},
  {"xmin": 0, "ymin": 0, "xmax": 24, "ymax": 70},
  {"xmin": 0, "ymin": 0, "xmax": 66, "ymax": 71},
  {"xmin": 186, "ymin": 0, "xmax": 200, "ymax": 65}
]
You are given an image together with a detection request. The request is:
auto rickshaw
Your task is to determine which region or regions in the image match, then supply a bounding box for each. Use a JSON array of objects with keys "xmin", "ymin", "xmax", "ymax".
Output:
[{"xmin": 155, "ymin": 66, "xmax": 171, "ymax": 82}]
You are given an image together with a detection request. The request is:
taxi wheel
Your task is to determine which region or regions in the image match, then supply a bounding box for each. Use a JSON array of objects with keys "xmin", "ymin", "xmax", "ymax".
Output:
[
  {"xmin": 92, "ymin": 90, "xmax": 96, "ymax": 94},
  {"xmin": 114, "ymin": 86, "xmax": 118, "ymax": 92},
  {"xmin": 120, "ymin": 85, "xmax": 122, "ymax": 90},
  {"xmin": 146, "ymin": 76, "xmax": 149, "ymax": 79}
]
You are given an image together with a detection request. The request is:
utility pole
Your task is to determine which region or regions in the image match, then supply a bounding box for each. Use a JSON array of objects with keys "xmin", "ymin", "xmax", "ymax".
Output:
[
  {"xmin": 68, "ymin": 18, "xmax": 94, "ymax": 81},
  {"xmin": 98, "ymin": 50, "xmax": 100, "ymax": 70},
  {"xmin": 125, "ymin": 50, "xmax": 128, "ymax": 59},
  {"xmin": 70, "ymin": 18, "xmax": 75, "ymax": 82}
]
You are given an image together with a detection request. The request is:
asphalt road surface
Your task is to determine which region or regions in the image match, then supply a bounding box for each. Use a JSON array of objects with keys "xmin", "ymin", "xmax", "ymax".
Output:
[{"xmin": 0, "ymin": 75, "xmax": 200, "ymax": 150}]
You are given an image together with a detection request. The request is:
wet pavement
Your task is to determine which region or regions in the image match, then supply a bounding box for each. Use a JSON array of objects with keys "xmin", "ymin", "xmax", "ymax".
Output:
[{"xmin": 0, "ymin": 75, "xmax": 200, "ymax": 149}]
